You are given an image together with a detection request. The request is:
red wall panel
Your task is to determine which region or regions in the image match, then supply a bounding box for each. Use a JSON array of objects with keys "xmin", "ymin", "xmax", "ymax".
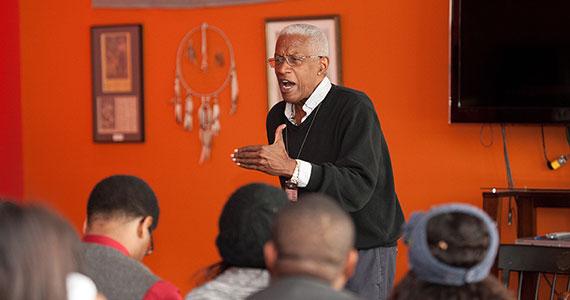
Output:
[{"xmin": 0, "ymin": 0, "xmax": 23, "ymax": 199}]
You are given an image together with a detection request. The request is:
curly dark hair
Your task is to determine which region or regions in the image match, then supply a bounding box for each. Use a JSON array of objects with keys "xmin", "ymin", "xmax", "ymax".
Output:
[{"xmin": 391, "ymin": 212, "xmax": 513, "ymax": 300}]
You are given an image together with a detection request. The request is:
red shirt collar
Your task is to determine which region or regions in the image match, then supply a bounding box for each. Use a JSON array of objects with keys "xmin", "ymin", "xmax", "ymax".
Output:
[{"xmin": 83, "ymin": 234, "xmax": 131, "ymax": 257}]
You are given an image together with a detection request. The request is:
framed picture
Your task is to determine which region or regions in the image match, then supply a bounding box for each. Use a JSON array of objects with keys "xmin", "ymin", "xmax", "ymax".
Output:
[
  {"xmin": 91, "ymin": 24, "xmax": 144, "ymax": 142},
  {"xmin": 265, "ymin": 15, "xmax": 341, "ymax": 110}
]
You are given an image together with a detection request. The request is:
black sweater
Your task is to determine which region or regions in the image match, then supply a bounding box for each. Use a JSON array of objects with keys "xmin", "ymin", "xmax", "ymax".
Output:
[{"xmin": 266, "ymin": 84, "xmax": 404, "ymax": 249}]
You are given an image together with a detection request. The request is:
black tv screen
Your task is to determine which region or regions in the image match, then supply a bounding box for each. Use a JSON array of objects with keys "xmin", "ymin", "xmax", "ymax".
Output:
[{"xmin": 450, "ymin": 0, "xmax": 570, "ymax": 123}]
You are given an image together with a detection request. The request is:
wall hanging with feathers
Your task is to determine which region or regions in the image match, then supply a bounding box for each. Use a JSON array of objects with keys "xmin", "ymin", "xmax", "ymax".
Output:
[{"xmin": 172, "ymin": 23, "xmax": 238, "ymax": 163}]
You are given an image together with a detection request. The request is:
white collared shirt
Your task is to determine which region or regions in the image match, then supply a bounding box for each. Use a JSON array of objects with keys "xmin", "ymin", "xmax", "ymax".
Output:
[
  {"xmin": 284, "ymin": 77, "xmax": 332, "ymax": 124},
  {"xmin": 283, "ymin": 77, "xmax": 332, "ymax": 188}
]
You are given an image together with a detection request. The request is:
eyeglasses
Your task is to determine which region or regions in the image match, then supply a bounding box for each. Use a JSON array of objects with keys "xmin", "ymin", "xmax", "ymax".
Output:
[
  {"xmin": 267, "ymin": 55, "xmax": 322, "ymax": 68},
  {"xmin": 146, "ymin": 229, "xmax": 154, "ymax": 256}
]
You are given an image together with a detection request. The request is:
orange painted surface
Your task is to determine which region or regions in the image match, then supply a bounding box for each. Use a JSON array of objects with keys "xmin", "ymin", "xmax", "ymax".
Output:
[{"xmin": 19, "ymin": 0, "xmax": 570, "ymax": 294}]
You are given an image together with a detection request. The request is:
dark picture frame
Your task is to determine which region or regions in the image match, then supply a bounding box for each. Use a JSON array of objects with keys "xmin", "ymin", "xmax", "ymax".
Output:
[
  {"xmin": 91, "ymin": 24, "xmax": 144, "ymax": 142},
  {"xmin": 265, "ymin": 15, "xmax": 342, "ymax": 110}
]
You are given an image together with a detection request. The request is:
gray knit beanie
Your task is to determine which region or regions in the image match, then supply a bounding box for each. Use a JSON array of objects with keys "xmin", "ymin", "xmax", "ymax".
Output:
[{"xmin": 403, "ymin": 203, "xmax": 499, "ymax": 286}]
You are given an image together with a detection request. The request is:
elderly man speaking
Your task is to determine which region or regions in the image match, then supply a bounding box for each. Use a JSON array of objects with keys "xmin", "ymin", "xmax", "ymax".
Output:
[{"xmin": 231, "ymin": 23, "xmax": 404, "ymax": 300}]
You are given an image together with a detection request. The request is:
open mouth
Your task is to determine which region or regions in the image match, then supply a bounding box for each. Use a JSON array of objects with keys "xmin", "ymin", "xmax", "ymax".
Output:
[{"xmin": 279, "ymin": 79, "xmax": 296, "ymax": 93}]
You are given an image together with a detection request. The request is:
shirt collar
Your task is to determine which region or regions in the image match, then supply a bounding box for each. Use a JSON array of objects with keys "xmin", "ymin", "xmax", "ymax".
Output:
[
  {"xmin": 284, "ymin": 77, "xmax": 332, "ymax": 123},
  {"xmin": 83, "ymin": 234, "xmax": 130, "ymax": 257}
]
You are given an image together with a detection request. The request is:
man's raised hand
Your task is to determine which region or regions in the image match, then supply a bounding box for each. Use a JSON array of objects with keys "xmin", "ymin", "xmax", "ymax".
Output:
[{"xmin": 231, "ymin": 124, "xmax": 296, "ymax": 177}]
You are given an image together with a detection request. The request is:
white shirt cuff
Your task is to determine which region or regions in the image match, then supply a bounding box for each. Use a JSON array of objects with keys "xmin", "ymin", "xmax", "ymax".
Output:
[{"xmin": 296, "ymin": 159, "xmax": 312, "ymax": 188}]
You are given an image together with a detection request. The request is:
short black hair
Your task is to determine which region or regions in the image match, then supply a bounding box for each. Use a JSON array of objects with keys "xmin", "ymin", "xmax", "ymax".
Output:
[
  {"xmin": 87, "ymin": 175, "xmax": 159, "ymax": 231},
  {"xmin": 272, "ymin": 193, "xmax": 355, "ymax": 272}
]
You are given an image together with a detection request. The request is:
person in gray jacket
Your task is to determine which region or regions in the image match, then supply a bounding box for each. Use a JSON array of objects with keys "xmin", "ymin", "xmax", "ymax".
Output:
[{"xmin": 81, "ymin": 175, "xmax": 181, "ymax": 300}]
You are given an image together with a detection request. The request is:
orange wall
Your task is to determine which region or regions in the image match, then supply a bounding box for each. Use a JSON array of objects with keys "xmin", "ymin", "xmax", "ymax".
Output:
[{"xmin": 20, "ymin": 0, "xmax": 570, "ymax": 294}]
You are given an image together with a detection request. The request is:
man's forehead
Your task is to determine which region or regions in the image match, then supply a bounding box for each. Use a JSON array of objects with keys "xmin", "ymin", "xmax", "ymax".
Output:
[{"xmin": 275, "ymin": 34, "xmax": 309, "ymax": 53}]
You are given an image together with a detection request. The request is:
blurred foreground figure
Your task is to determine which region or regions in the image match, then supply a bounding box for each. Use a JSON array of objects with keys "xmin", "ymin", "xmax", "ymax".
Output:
[{"xmin": 0, "ymin": 199, "xmax": 102, "ymax": 300}]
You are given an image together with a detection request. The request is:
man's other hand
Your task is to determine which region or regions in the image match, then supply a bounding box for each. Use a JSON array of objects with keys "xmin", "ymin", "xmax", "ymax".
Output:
[{"xmin": 231, "ymin": 124, "xmax": 296, "ymax": 177}]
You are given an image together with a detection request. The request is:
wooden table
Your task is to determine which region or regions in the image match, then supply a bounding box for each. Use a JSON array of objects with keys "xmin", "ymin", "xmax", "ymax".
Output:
[{"xmin": 482, "ymin": 188, "xmax": 570, "ymax": 239}]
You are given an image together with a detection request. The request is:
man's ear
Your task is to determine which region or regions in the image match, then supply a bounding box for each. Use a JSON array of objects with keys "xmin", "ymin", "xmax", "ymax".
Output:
[
  {"xmin": 263, "ymin": 241, "xmax": 277, "ymax": 274},
  {"xmin": 343, "ymin": 248, "xmax": 358, "ymax": 279},
  {"xmin": 137, "ymin": 216, "xmax": 153, "ymax": 238},
  {"xmin": 318, "ymin": 56, "xmax": 330, "ymax": 75}
]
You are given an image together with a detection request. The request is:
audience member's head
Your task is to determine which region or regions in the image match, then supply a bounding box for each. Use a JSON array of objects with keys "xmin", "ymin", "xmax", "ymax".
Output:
[
  {"xmin": 390, "ymin": 203, "xmax": 513, "ymax": 300},
  {"xmin": 85, "ymin": 175, "xmax": 159, "ymax": 261},
  {"xmin": 187, "ymin": 183, "xmax": 288, "ymax": 300},
  {"xmin": 0, "ymin": 200, "xmax": 99, "ymax": 300},
  {"xmin": 214, "ymin": 183, "xmax": 289, "ymax": 270},
  {"xmin": 264, "ymin": 193, "xmax": 358, "ymax": 290}
]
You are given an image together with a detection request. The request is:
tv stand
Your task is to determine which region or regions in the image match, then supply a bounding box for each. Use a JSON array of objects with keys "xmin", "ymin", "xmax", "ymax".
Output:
[
  {"xmin": 482, "ymin": 188, "xmax": 570, "ymax": 300},
  {"xmin": 482, "ymin": 188, "xmax": 570, "ymax": 239}
]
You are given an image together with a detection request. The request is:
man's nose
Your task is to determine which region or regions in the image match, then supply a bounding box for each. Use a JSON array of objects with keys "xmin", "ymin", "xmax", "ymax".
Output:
[{"xmin": 275, "ymin": 61, "xmax": 292, "ymax": 75}]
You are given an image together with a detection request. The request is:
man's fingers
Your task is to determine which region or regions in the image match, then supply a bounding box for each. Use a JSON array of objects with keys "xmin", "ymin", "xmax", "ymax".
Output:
[
  {"xmin": 231, "ymin": 146, "xmax": 262, "ymax": 160},
  {"xmin": 234, "ymin": 158, "xmax": 265, "ymax": 166},
  {"xmin": 232, "ymin": 151, "xmax": 262, "ymax": 159},
  {"xmin": 273, "ymin": 124, "xmax": 287, "ymax": 144},
  {"xmin": 233, "ymin": 145, "xmax": 263, "ymax": 153},
  {"xmin": 235, "ymin": 162, "xmax": 264, "ymax": 172}
]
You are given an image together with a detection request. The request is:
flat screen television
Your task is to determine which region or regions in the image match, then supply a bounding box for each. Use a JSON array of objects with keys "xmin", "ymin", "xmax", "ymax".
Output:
[{"xmin": 450, "ymin": 0, "xmax": 570, "ymax": 124}]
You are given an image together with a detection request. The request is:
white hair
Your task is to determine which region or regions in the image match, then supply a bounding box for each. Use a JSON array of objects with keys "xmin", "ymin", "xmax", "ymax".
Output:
[{"xmin": 278, "ymin": 24, "xmax": 329, "ymax": 56}]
